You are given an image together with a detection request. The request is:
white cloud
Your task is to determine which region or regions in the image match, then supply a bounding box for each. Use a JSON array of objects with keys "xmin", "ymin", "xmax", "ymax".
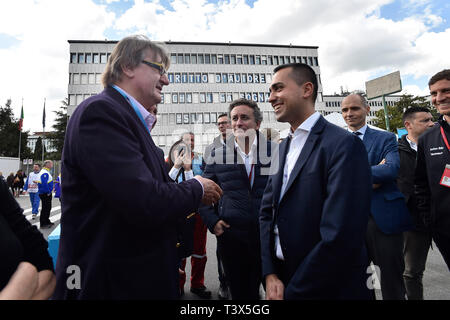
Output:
[
  {"xmin": 401, "ymin": 84, "xmax": 431, "ymax": 96},
  {"xmin": 0, "ymin": 0, "xmax": 115, "ymax": 132},
  {"xmin": 111, "ymin": 0, "xmax": 448, "ymax": 95},
  {"xmin": 1, "ymin": 0, "xmax": 448, "ymax": 133}
]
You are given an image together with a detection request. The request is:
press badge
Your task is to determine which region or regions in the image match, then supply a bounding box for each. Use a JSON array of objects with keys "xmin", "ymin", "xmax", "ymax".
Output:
[{"xmin": 440, "ymin": 164, "xmax": 450, "ymax": 188}]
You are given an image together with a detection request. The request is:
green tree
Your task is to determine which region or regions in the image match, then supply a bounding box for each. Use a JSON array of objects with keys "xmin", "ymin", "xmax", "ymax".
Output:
[
  {"xmin": 0, "ymin": 99, "xmax": 32, "ymax": 159},
  {"xmin": 373, "ymin": 94, "xmax": 435, "ymax": 132},
  {"xmin": 33, "ymin": 136, "xmax": 47, "ymax": 161},
  {"xmin": 47, "ymin": 99, "xmax": 68, "ymax": 160}
]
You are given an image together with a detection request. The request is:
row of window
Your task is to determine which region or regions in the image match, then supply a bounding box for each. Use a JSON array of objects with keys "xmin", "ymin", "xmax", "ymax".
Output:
[
  {"xmin": 160, "ymin": 92, "xmax": 270, "ymax": 104},
  {"xmin": 69, "ymin": 71, "xmax": 321, "ymax": 88},
  {"xmin": 170, "ymin": 53, "xmax": 319, "ymax": 67},
  {"xmin": 70, "ymin": 52, "xmax": 111, "ymax": 64},
  {"xmin": 69, "ymin": 51, "xmax": 319, "ymax": 67},
  {"xmin": 69, "ymin": 73, "xmax": 102, "ymax": 85},
  {"xmin": 322, "ymin": 110, "xmax": 378, "ymax": 117},
  {"xmin": 154, "ymin": 110, "xmax": 276, "ymax": 127},
  {"xmin": 69, "ymin": 93, "xmax": 96, "ymax": 106},
  {"xmin": 68, "ymin": 91, "xmax": 271, "ymax": 106},
  {"xmin": 168, "ymin": 72, "xmax": 272, "ymax": 84},
  {"xmin": 324, "ymin": 100, "xmax": 398, "ymax": 108}
]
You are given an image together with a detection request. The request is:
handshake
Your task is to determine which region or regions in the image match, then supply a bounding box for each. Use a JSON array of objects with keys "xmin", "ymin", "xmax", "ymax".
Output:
[{"xmin": 195, "ymin": 175, "xmax": 223, "ymax": 206}]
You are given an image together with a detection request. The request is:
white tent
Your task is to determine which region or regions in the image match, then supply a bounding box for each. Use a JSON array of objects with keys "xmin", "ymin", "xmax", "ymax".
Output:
[
  {"xmin": 324, "ymin": 112, "xmax": 386, "ymax": 131},
  {"xmin": 279, "ymin": 112, "xmax": 386, "ymax": 139},
  {"xmin": 324, "ymin": 112, "xmax": 347, "ymax": 128}
]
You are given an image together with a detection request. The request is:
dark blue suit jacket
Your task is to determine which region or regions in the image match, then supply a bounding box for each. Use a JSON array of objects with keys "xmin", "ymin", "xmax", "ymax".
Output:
[
  {"xmin": 259, "ymin": 116, "xmax": 372, "ymax": 299},
  {"xmin": 53, "ymin": 87, "xmax": 203, "ymax": 299},
  {"xmin": 362, "ymin": 127, "xmax": 412, "ymax": 234}
]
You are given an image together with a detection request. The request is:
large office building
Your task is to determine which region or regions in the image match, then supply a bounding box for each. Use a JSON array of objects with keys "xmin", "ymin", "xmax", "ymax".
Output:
[{"xmin": 67, "ymin": 40, "xmax": 323, "ymax": 155}]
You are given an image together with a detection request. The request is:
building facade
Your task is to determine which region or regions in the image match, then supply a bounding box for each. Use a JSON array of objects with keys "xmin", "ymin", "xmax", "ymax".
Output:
[
  {"xmin": 67, "ymin": 40, "xmax": 323, "ymax": 155},
  {"xmin": 322, "ymin": 94, "xmax": 403, "ymax": 125},
  {"xmin": 27, "ymin": 132, "xmax": 57, "ymax": 153}
]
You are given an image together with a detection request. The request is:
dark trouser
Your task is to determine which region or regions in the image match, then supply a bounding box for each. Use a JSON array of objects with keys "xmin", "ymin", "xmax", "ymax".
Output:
[
  {"xmin": 39, "ymin": 193, "xmax": 52, "ymax": 226},
  {"xmin": 432, "ymin": 231, "xmax": 450, "ymax": 271},
  {"xmin": 179, "ymin": 215, "xmax": 208, "ymax": 289},
  {"xmin": 216, "ymin": 243, "xmax": 227, "ymax": 288},
  {"xmin": 217, "ymin": 228, "xmax": 261, "ymax": 300},
  {"xmin": 366, "ymin": 216, "xmax": 406, "ymax": 300},
  {"xmin": 403, "ymin": 230, "xmax": 432, "ymax": 300}
]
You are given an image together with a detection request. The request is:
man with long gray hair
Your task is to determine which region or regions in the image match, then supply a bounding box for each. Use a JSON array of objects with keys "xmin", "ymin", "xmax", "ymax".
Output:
[{"xmin": 54, "ymin": 35, "xmax": 222, "ymax": 300}]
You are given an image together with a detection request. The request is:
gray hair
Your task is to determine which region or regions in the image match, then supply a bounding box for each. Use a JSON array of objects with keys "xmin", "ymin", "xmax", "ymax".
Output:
[
  {"xmin": 102, "ymin": 35, "xmax": 170, "ymax": 87},
  {"xmin": 43, "ymin": 160, "xmax": 52, "ymax": 168}
]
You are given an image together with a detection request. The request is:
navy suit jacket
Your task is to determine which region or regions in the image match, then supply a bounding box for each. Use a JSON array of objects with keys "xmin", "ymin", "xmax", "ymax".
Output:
[
  {"xmin": 53, "ymin": 87, "xmax": 203, "ymax": 300},
  {"xmin": 362, "ymin": 127, "xmax": 412, "ymax": 234},
  {"xmin": 259, "ymin": 116, "xmax": 372, "ymax": 299}
]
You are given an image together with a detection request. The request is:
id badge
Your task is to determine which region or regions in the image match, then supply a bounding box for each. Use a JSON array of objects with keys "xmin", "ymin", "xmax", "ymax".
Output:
[{"xmin": 440, "ymin": 164, "xmax": 450, "ymax": 188}]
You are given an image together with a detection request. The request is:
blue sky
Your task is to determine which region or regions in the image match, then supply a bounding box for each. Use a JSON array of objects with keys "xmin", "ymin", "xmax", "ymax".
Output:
[
  {"xmin": 380, "ymin": 0, "xmax": 450, "ymax": 32},
  {"xmin": 0, "ymin": 0, "xmax": 448, "ymax": 132}
]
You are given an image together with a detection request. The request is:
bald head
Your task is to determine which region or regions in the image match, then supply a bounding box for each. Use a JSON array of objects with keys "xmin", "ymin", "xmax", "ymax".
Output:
[{"xmin": 341, "ymin": 94, "xmax": 370, "ymax": 131}]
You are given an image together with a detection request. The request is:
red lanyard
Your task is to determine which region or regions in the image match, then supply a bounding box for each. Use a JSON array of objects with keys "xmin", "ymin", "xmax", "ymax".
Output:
[
  {"xmin": 248, "ymin": 164, "xmax": 255, "ymax": 184},
  {"xmin": 441, "ymin": 126, "xmax": 450, "ymax": 151}
]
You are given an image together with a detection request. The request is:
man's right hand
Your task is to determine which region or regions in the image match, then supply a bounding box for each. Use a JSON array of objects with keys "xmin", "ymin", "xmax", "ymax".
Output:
[
  {"xmin": 265, "ymin": 274, "xmax": 284, "ymax": 300},
  {"xmin": 213, "ymin": 220, "xmax": 230, "ymax": 236},
  {"xmin": 195, "ymin": 176, "xmax": 223, "ymax": 205}
]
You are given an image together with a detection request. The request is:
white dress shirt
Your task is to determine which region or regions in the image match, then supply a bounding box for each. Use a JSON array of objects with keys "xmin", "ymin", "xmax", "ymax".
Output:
[
  {"xmin": 169, "ymin": 167, "xmax": 194, "ymax": 181},
  {"xmin": 406, "ymin": 136, "xmax": 418, "ymax": 152},
  {"xmin": 347, "ymin": 124, "xmax": 368, "ymax": 141},
  {"xmin": 234, "ymin": 135, "xmax": 258, "ymax": 187},
  {"xmin": 274, "ymin": 111, "xmax": 321, "ymax": 260}
]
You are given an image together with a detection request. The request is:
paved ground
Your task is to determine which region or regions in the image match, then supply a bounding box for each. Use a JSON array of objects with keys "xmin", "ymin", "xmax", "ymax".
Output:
[{"xmin": 15, "ymin": 193, "xmax": 450, "ymax": 300}]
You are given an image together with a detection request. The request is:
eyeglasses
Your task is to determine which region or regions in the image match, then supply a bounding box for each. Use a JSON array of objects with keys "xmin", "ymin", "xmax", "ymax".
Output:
[{"xmin": 141, "ymin": 60, "xmax": 167, "ymax": 76}]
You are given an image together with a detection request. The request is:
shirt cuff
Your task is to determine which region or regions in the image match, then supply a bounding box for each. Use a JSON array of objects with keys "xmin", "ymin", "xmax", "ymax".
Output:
[
  {"xmin": 184, "ymin": 170, "xmax": 194, "ymax": 180},
  {"xmin": 168, "ymin": 166, "xmax": 181, "ymax": 181}
]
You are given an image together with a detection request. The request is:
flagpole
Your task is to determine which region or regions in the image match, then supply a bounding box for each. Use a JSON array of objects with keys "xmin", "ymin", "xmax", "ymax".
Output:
[
  {"xmin": 42, "ymin": 98, "xmax": 46, "ymax": 163},
  {"xmin": 18, "ymin": 98, "xmax": 23, "ymax": 160}
]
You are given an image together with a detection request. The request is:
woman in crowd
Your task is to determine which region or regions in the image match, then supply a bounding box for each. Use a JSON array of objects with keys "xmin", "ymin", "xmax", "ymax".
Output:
[{"xmin": 166, "ymin": 139, "xmax": 197, "ymax": 297}]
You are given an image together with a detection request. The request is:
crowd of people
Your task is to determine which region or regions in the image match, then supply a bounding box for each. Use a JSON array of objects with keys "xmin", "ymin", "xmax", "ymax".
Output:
[{"xmin": 0, "ymin": 34, "xmax": 449, "ymax": 300}]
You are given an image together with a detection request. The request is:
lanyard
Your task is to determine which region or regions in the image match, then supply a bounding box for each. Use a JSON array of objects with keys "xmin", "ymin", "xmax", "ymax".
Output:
[
  {"xmin": 112, "ymin": 85, "xmax": 151, "ymax": 135},
  {"xmin": 441, "ymin": 126, "xmax": 450, "ymax": 151},
  {"xmin": 248, "ymin": 164, "xmax": 255, "ymax": 184}
]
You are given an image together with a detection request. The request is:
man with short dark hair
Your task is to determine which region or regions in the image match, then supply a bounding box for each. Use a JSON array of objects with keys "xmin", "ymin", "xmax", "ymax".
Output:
[
  {"xmin": 200, "ymin": 98, "xmax": 275, "ymax": 300},
  {"xmin": 341, "ymin": 93, "xmax": 412, "ymax": 300},
  {"xmin": 415, "ymin": 69, "xmax": 450, "ymax": 270},
  {"xmin": 53, "ymin": 35, "xmax": 222, "ymax": 300},
  {"xmin": 204, "ymin": 113, "xmax": 231, "ymax": 164},
  {"xmin": 398, "ymin": 107, "xmax": 435, "ymax": 300},
  {"xmin": 260, "ymin": 63, "xmax": 372, "ymax": 300}
]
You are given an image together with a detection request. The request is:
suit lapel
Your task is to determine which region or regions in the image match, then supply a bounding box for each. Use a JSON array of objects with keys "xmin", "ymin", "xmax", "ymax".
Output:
[
  {"xmin": 279, "ymin": 116, "xmax": 325, "ymax": 203},
  {"xmin": 106, "ymin": 87, "xmax": 168, "ymax": 180},
  {"xmin": 362, "ymin": 126, "xmax": 375, "ymax": 154},
  {"xmin": 272, "ymin": 136, "xmax": 290, "ymax": 205}
]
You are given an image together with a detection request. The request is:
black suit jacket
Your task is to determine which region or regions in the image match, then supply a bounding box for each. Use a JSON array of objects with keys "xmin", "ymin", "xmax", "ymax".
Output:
[
  {"xmin": 53, "ymin": 87, "xmax": 203, "ymax": 299},
  {"xmin": 260, "ymin": 116, "xmax": 372, "ymax": 299}
]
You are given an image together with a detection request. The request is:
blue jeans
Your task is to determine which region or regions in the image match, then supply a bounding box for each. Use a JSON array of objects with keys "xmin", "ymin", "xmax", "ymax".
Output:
[{"xmin": 29, "ymin": 192, "xmax": 40, "ymax": 214}]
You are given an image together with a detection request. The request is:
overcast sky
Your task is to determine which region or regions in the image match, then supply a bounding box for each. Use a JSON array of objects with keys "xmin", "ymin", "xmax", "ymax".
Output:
[{"xmin": 0, "ymin": 0, "xmax": 448, "ymax": 133}]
